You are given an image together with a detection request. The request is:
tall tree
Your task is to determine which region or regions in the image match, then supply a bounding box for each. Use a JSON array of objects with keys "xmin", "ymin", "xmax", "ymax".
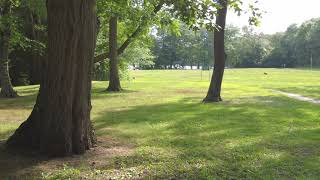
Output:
[
  {"xmin": 95, "ymin": 0, "xmax": 164, "ymax": 91},
  {"xmin": 7, "ymin": 0, "xmax": 97, "ymax": 156},
  {"xmin": 107, "ymin": 15, "xmax": 121, "ymax": 91},
  {"xmin": 0, "ymin": 0, "xmax": 18, "ymax": 98},
  {"xmin": 94, "ymin": 1, "xmax": 164, "ymax": 63},
  {"xmin": 203, "ymin": 0, "xmax": 228, "ymax": 102},
  {"xmin": 26, "ymin": 4, "xmax": 47, "ymax": 85}
]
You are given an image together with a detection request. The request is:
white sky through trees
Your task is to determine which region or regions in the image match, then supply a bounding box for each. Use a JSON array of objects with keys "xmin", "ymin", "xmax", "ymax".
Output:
[{"xmin": 228, "ymin": 0, "xmax": 320, "ymax": 34}]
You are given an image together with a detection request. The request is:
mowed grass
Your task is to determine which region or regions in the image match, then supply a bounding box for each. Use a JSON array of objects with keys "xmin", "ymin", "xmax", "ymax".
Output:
[{"xmin": 1, "ymin": 68, "xmax": 320, "ymax": 179}]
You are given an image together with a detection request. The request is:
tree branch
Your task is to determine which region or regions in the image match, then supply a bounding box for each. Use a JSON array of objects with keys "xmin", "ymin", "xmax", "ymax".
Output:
[{"xmin": 94, "ymin": 1, "xmax": 164, "ymax": 63}]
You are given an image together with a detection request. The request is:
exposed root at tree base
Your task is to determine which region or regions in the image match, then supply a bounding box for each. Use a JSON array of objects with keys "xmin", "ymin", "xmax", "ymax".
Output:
[
  {"xmin": 175, "ymin": 89, "xmax": 204, "ymax": 94},
  {"xmin": 0, "ymin": 90, "xmax": 18, "ymax": 98},
  {"xmin": 106, "ymin": 87, "xmax": 123, "ymax": 92},
  {"xmin": 202, "ymin": 96, "xmax": 223, "ymax": 103},
  {"xmin": 6, "ymin": 104, "xmax": 97, "ymax": 157}
]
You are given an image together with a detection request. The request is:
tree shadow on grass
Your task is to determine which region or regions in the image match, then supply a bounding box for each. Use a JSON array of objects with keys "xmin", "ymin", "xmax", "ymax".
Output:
[
  {"xmin": 0, "ymin": 95, "xmax": 36, "ymax": 110},
  {"xmin": 1, "ymin": 94, "xmax": 320, "ymax": 179},
  {"xmin": 0, "ymin": 141, "xmax": 46, "ymax": 178},
  {"xmin": 91, "ymin": 88, "xmax": 139, "ymax": 101},
  {"xmin": 0, "ymin": 130, "xmax": 15, "ymax": 141},
  {"xmin": 91, "ymin": 95, "xmax": 320, "ymax": 179},
  {"xmin": 0, "ymin": 85, "xmax": 38, "ymax": 110},
  {"xmin": 0, "ymin": 136, "xmax": 135, "ymax": 179}
]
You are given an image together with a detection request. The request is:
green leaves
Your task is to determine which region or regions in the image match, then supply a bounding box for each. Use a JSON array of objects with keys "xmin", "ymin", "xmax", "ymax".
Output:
[
  {"xmin": 23, "ymin": 0, "xmax": 46, "ymax": 18},
  {"xmin": 0, "ymin": 0, "xmax": 46, "ymax": 54},
  {"xmin": 160, "ymin": 0, "xmax": 261, "ymax": 32}
]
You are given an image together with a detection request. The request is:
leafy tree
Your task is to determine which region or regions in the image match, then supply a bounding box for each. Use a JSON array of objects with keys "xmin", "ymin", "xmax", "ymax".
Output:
[
  {"xmin": 96, "ymin": 0, "xmax": 164, "ymax": 91},
  {"xmin": 22, "ymin": 0, "xmax": 47, "ymax": 85},
  {"xmin": 226, "ymin": 26, "xmax": 271, "ymax": 67},
  {"xmin": 0, "ymin": 0, "xmax": 18, "ymax": 97},
  {"xmin": 0, "ymin": 0, "xmax": 46, "ymax": 90},
  {"xmin": 266, "ymin": 18, "xmax": 320, "ymax": 68},
  {"xmin": 152, "ymin": 25, "xmax": 213, "ymax": 70},
  {"xmin": 122, "ymin": 42, "xmax": 155, "ymax": 69},
  {"xmin": 155, "ymin": 0, "xmax": 261, "ymax": 102}
]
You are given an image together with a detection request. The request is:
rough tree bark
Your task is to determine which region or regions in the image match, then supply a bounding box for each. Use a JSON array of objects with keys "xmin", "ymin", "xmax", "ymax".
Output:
[
  {"xmin": 106, "ymin": 16, "xmax": 121, "ymax": 92},
  {"xmin": 203, "ymin": 0, "xmax": 228, "ymax": 103},
  {"xmin": 7, "ymin": 0, "xmax": 97, "ymax": 156},
  {"xmin": 0, "ymin": 0, "xmax": 18, "ymax": 98}
]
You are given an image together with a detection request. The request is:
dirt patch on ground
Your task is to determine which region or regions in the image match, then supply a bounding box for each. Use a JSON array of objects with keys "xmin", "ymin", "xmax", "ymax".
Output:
[
  {"xmin": 273, "ymin": 90, "xmax": 320, "ymax": 104},
  {"xmin": 175, "ymin": 89, "xmax": 204, "ymax": 94},
  {"xmin": 0, "ymin": 136, "xmax": 135, "ymax": 178}
]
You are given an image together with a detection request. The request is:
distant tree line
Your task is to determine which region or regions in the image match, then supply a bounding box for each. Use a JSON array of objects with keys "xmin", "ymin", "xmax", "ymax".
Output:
[
  {"xmin": 151, "ymin": 26, "xmax": 213, "ymax": 69},
  {"xmin": 151, "ymin": 18, "xmax": 320, "ymax": 69},
  {"xmin": 9, "ymin": 2, "xmax": 319, "ymax": 90}
]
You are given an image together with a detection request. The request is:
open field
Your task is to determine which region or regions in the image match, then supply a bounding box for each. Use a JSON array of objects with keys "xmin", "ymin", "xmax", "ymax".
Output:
[{"xmin": 1, "ymin": 68, "xmax": 320, "ymax": 179}]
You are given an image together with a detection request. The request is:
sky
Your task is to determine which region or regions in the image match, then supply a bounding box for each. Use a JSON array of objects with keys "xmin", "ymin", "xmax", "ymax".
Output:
[{"xmin": 227, "ymin": 0, "xmax": 320, "ymax": 34}]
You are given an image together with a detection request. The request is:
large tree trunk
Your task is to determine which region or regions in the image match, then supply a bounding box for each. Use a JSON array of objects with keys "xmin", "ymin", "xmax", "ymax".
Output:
[
  {"xmin": 203, "ymin": 0, "xmax": 228, "ymax": 103},
  {"xmin": 7, "ymin": 0, "xmax": 97, "ymax": 156},
  {"xmin": 0, "ymin": 0, "xmax": 18, "ymax": 98},
  {"xmin": 107, "ymin": 16, "xmax": 122, "ymax": 92}
]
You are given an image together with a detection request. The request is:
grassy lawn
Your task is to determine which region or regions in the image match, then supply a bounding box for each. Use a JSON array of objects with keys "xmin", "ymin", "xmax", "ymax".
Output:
[{"xmin": 1, "ymin": 68, "xmax": 320, "ymax": 179}]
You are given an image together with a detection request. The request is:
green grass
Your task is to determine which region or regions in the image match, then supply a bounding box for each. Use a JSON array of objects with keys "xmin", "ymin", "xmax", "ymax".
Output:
[{"xmin": 1, "ymin": 68, "xmax": 320, "ymax": 179}]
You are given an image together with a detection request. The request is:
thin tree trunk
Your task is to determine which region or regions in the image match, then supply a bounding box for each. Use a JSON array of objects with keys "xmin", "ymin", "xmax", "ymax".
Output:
[
  {"xmin": 203, "ymin": 0, "xmax": 228, "ymax": 103},
  {"xmin": 107, "ymin": 16, "xmax": 121, "ymax": 92},
  {"xmin": 7, "ymin": 0, "xmax": 97, "ymax": 156},
  {"xmin": 28, "ymin": 12, "xmax": 44, "ymax": 85},
  {"xmin": 0, "ymin": 0, "xmax": 17, "ymax": 98}
]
